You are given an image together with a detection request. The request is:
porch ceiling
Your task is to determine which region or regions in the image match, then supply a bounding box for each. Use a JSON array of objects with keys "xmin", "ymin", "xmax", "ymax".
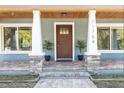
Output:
[{"xmin": 0, "ymin": 6, "xmax": 123, "ymax": 19}]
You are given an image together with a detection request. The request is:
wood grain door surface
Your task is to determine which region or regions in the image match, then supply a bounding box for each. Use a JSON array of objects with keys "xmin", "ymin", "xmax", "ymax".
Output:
[{"xmin": 56, "ymin": 25, "xmax": 72, "ymax": 58}]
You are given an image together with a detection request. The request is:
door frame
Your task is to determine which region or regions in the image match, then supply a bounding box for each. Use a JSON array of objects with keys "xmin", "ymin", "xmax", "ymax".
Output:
[{"xmin": 54, "ymin": 22, "xmax": 75, "ymax": 61}]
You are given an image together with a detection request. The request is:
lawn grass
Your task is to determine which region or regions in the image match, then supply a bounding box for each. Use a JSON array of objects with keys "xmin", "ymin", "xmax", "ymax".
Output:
[
  {"xmin": 0, "ymin": 75, "xmax": 39, "ymax": 80},
  {"xmin": 0, "ymin": 75, "xmax": 39, "ymax": 88},
  {"xmin": 91, "ymin": 74, "xmax": 124, "ymax": 88},
  {"xmin": 93, "ymin": 80, "xmax": 124, "ymax": 88},
  {"xmin": 91, "ymin": 74, "xmax": 124, "ymax": 79},
  {"xmin": 0, "ymin": 82, "xmax": 36, "ymax": 88}
]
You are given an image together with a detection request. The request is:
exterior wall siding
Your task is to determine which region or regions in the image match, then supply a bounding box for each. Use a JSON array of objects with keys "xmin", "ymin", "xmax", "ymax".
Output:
[
  {"xmin": 0, "ymin": 18, "xmax": 123, "ymax": 62},
  {"xmin": 41, "ymin": 18, "xmax": 88, "ymax": 60},
  {"xmin": 101, "ymin": 53, "xmax": 124, "ymax": 61},
  {"xmin": 0, "ymin": 54, "xmax": 30, "ymax": 62}
]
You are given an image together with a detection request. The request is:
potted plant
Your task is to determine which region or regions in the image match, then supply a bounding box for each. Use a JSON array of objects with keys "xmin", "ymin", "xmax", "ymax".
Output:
[
  {"xmin": 76, "ymin": 40, "xmax": 86, "ymax": 61},
  {"xmin": 43, "ymin": 40, "xmax": 53, "ymax": 61}
]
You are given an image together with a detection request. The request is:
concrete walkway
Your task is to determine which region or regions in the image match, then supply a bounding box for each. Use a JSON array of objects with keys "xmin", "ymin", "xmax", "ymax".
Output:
[{"xmin": 34, "ymin": 78, "xmax": 97, "ymax": 88}]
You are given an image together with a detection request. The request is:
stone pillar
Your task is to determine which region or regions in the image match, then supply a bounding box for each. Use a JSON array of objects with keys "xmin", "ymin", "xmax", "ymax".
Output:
[
  {"xmin": 29, "ymin": 10, "xmax": 44, "ymax": 75},
  {"xmin": 85, "ymin": 10, "xmax": 100, "ymax": 73}
]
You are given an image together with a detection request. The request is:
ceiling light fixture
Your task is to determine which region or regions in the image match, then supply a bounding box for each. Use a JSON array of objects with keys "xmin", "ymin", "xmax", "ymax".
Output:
[
  {"xmin": 11, "ymin": 12, "xmax": 15, "ymax": 16},
  {"xmin": 60, "ymin": 12, "xmax": 68, "ymax": 16}
]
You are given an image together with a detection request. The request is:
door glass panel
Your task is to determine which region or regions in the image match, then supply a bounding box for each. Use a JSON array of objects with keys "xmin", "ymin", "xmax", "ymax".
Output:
[{"xmin": 60, "ymin": 27, "xmax": 69, "ymax": 35}]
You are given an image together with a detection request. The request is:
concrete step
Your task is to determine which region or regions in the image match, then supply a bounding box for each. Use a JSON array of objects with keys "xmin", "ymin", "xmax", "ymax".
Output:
[
  {"xmin": 40, "ymin": 76, "xmax": 89, "ymax": 79},
  {"xmin": 43, "ymin": 65, "xmax": 85, "ymax": 68},
  {"xmin": 42, "ymin": 67, "xmax": 86, "ymax": 72},
  {"xmin": 40, "ymin": 71, "xmax": 90, "ymax": 78}
]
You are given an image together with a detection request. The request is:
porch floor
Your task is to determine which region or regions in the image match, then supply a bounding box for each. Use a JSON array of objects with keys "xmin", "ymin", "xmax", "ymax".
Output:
[{"xmin": 43, "ymin": 61, "xmax": 86, "ymax": 67}]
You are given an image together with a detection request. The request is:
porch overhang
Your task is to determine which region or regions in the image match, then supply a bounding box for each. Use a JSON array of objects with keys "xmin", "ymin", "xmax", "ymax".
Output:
[{"xmin": 0, "ymin": 5, "xmax": 123, "ymax": 19}]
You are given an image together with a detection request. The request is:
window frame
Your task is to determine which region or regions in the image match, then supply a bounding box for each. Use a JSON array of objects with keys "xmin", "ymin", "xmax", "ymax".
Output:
[
  {"xmin": 0, "ymin": 23, "xmax": 32, "ymax": 54},
  {"xmin": 97, "ymin": 23, "xmax": 124, "ymax": 53}
]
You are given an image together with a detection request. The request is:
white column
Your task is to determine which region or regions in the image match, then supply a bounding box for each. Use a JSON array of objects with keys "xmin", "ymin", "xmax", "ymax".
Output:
[
  {"xmin": 0, "ymin": 26, "xmax": 2, "ymax": 53},
  {"xmin": 31, "ymin": 10, "xmax": 43, "ymax": 55},
  {"xmin": 86, "ymin": 10, "xmax": 98, "ymax": 55},
  {"xmin": 85, "ymin": 10, "xmax": 100, "ymax": 72}
]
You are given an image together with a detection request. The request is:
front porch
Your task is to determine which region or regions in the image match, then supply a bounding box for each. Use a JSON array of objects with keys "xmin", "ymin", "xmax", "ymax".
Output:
[{"xmin": 0, "ymin": 6, "xmax": 124, "ymax": 62}]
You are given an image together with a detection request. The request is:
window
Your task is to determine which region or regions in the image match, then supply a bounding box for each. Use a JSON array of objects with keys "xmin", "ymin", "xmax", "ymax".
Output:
[
  {"xmin": 97, "ymin": 25, "xmax": 124, "ymax": 50},
  {"xmin": 97, "ymin": 27, "xmax": 110, "ymax": 50},
  {"xmin": 111, "ymin": 28, "xmax": 124, "ymax": 50},
  {"xmin": 4, "ymin": 26, "xmax": 32, "ymax": 51},
  {"xmin": 4, "ymin": 27, "xmax": 17, "ymax": 50}
]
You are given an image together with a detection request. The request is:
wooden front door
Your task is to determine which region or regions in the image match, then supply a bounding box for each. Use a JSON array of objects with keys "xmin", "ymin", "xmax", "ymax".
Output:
[{"xmin": 56, "ymin": 25, "xmax": 72, "ymax": 59}]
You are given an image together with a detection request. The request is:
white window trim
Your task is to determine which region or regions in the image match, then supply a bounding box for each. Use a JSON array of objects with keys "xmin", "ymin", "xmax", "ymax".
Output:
[
  {"xmin": 98, "ymin": 50, "xmax": 124, "ymax": 53},
  {"xmin": 97, "ymin": 23, "xmax": 124, "ymax": 27},
  {"xmin": 0, "ymin": 51, "xmax": 32, "ymax": 54},
  {"xmin": 0, "ymin": 23, "xmax": 32, "ymax": 54},
  {"xmin": 97, "ymin": 23, "xmax": 124, "ymax": 53},
  {"xmin": 54, "ymin": 22, "xmax": 75, "ymax": 61}
]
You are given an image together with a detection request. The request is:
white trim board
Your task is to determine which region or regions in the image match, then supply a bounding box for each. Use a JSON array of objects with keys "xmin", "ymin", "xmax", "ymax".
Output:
[
  {"xmin": 97, "ymin": 23, "xmax": 124, "ymax": 27},
  {"xmin": 98, "ymin": 50, "xmax": 124, "ymax": 53},
  {"xmin": 54, "ymin": 22, "xmax": 75, "ymax": 61}
]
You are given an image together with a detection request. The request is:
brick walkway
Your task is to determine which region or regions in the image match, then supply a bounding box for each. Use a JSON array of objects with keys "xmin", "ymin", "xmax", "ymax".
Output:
[
  {"xmin": 34, "ymin": 78, "xmax": 97, "ymax": 88},
  {"xmin": 34, "ymin": 61, "xmax": 96, "ymax": 88}
]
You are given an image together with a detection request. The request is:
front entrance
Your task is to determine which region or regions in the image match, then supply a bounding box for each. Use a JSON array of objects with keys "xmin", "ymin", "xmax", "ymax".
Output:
[{"xmin": 56, "ymin": 25, "xmax": 72, "ymax": 60}]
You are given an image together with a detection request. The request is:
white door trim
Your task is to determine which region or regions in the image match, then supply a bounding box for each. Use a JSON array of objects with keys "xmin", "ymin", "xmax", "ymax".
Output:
[{"xmin": 54, "ymin": 22, "xmax": 75, "ymax": 61}]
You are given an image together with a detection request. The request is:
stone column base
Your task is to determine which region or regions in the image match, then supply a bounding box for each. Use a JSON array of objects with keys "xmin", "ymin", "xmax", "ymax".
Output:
[
  {"xmin": 84, "ymin": 53, "xmax": 100, "ymax": 73},
  {"xmin": 29, "ymin": 53, "xmax": 45, "ymax": 75}
]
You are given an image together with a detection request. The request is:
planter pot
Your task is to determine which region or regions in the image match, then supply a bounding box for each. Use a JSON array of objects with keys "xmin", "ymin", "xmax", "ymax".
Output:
[
  {"xmin": 45, "ymin": 55, "xmax": 51, "ymax": 61},
  {"xmin": 77, "ymin": 55, "xmax": 84, "ymax": 61}
]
